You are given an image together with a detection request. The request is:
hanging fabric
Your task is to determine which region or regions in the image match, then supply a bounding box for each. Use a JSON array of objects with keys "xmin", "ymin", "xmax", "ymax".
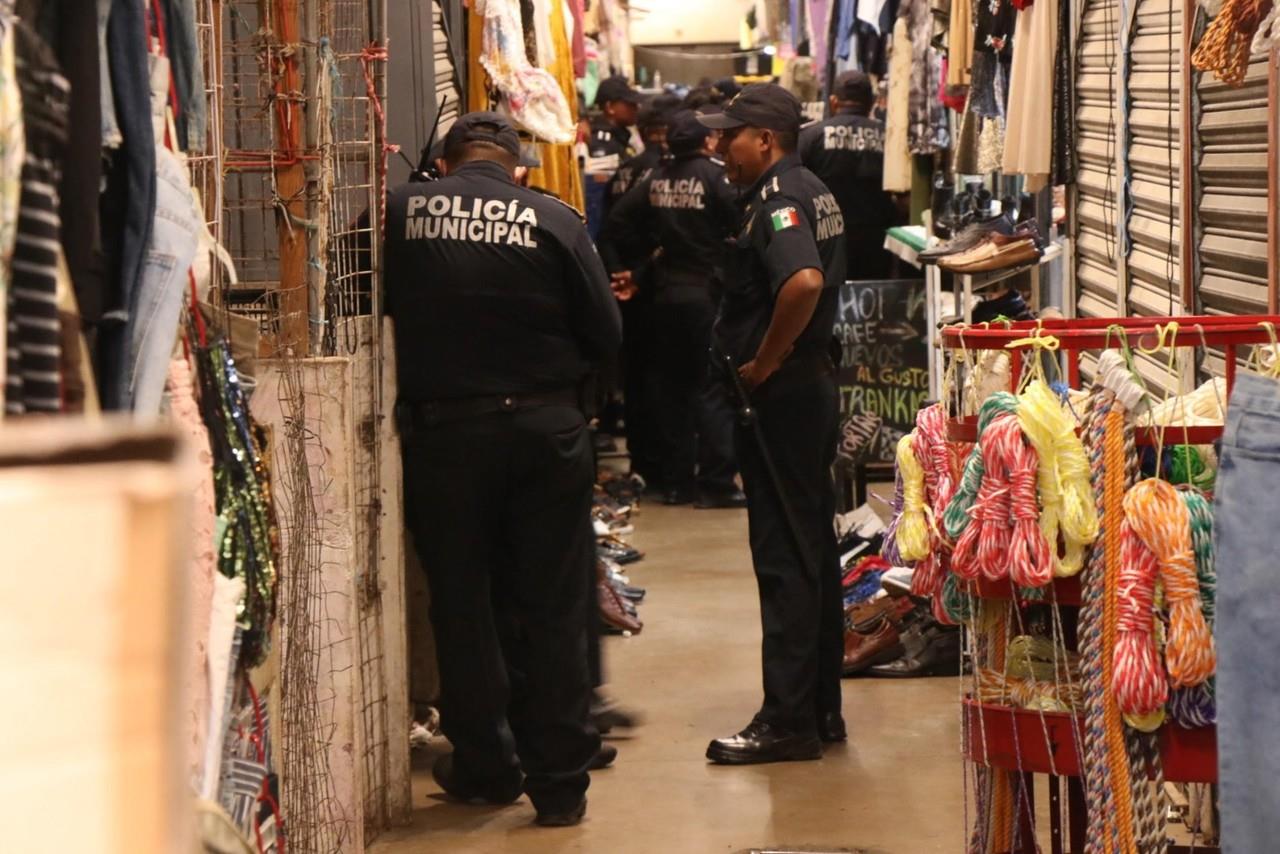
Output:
[
  {"xmin": 883, "ymin": 13, "xmax": 912, "ymax": 190},
  {"xmin": 1001, "ymin": 0, "xmax": 1057, "ymax": 189},
  {"xmin": 1050, "ymin": 0, "xmax": 1074, "ymax": 184},
  {"xmin": 472, "ymin": 0, "xmax": 575, "ymax": 143},
  {"xmin": 905, "ymin": 0, "xmax": 948, "ymax": 152},
  {"xmin": 527, "ymin": 0, "xmax": 585, "ymax": 212},
  {"xmin": 946, "ymin": 0, "xmax": 973, "ymax": 90}
]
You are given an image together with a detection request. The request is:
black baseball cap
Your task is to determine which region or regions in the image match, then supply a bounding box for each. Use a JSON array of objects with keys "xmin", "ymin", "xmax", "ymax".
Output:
[
  {"xmin": 696, "ymin": 83, "xmax": 802, "ymax": 132},
  {"xmin": 833, "ymin": 70, "xmax": 873, "ymax": 105},
  {"xmin": 666, "ymin": 109, "xmax": 711, "ymax": 153},
  {"xmin": 713, "ymin": 77, "xmax": 742, "ymax": 100},
  {"xmin": 443, "ymin": 111, "xmax": 521, "ymax": 158},
  {"xmin": 637, "ymin": 104, "xmax": 670, "ymax": 134},
  {"xmin": 597, "ymin": 75, "xmax": 642, "ymax": 104}
]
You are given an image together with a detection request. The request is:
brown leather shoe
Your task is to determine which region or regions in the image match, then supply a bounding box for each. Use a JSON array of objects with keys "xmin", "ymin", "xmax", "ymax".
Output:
[
  {"xmin": 598, "ymin": 577, "xmax": 643, "ymax": 634},
  {"xmin": 842, "ymin": 617, "xmax": 906, "ymax": 675},
  {"xmin": 845, "ymin": 597, "xmax": 909, "ymax": 632},
  {"xmin": 945, "ymin": 238, "xmax": 1041, "ymax": 273}
]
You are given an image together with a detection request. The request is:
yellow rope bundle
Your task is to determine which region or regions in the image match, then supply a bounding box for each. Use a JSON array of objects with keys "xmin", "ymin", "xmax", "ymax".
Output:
[
  {"xmin": 1017, "ymin": 381, "xmax": 1099, "ymax": 576},
  {"xmin": 896, "ymin": 432, "xmax": 932, "ymax": 561},
  {"xmin": 1123, "ymin": 478, "xmax": 1217, "ymax": 688}
]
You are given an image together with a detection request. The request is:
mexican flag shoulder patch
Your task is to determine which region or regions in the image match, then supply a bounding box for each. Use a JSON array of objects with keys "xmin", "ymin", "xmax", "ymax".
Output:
[{"xmin": 769, "ymin": 206, "xmax": 800, "ymax": 232}]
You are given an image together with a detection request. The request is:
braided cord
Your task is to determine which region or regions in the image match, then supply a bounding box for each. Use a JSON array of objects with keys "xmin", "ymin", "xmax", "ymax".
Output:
[
  {"xmin": 1112, "ymin": 518, "xmax": 1167, "ymax": 720},
  {"xmin": 1169, "ymin": 486, "xmax": 1217, "ymax": 727}
]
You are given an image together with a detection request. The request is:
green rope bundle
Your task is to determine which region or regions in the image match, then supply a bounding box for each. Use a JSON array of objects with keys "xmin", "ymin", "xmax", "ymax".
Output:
[{"xmin": 943, "ymin": 392, "xmax": 1020, "ymax": 541}]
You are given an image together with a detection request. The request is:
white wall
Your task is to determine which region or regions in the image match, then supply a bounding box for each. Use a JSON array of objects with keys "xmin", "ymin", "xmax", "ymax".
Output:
[{"xmin": 629, "ymin": 0, "xmax": 753, "ymax": 45}]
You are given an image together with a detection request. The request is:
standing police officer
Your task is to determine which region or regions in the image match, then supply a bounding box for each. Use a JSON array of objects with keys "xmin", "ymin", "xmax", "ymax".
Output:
[
  {"xmin": 798, "ymin": 70, "xmax": 898, "ymax": 279},
  {"xmin": 384, "ymin": 113, "xmax": 622, "ymax": 826},
  {"xmin": 600, "ymin": 110, "xmax": 745, "ymax": 507},
  {"xmin": 697, "ymin": 85, "xmax": 847, "ymax": 764}
]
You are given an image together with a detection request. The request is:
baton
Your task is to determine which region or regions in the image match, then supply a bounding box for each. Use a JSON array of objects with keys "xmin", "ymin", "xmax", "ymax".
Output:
[{"xmin": 716, "ymin": 348, "xmax": 821, "ymax": 581}]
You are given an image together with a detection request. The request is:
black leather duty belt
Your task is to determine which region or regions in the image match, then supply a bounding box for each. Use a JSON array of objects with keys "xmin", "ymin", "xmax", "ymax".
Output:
[{"xmin": 396, "ymin": 389, "xmax": 581, "ymax": 429}]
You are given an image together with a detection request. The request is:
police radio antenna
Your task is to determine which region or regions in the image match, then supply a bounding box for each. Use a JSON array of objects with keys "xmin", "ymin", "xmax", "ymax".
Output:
[{"xmin": 413, "ymin": 94, "xmax": 450, "ymax": 182}]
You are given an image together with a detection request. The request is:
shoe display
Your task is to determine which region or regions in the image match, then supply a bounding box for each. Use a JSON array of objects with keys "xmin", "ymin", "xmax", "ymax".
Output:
[
  {"xmin": 535, "ymin": 797, "xmax": 588, "ymax": 828},
  {"xmin": 868, "ymin": 623, "xmax": 961, "ymax": 678},
  {"xmin": 431, "ymin": 754, "xmax": 523, "ymax": 805},
  {"xmin": 589, "ymin": 744, "xmax": 618, "ymax": 770},
  {"xmin": 598, "ymin": 537, "xmax": 644, "ymax": 565},
  {"xmin": 694, "ymin": 488, "xmax": 748, "ymax": 509},
  {"xmin": 939, "ymin": 235, "xmax": 1041, "ymax": 273},
  {"xmin": 598, "ymin": 574, "xmax": 643, "ymax": 634},
  {"xmin": 706, "ymin": 720, "xmax": 823, "ymax": 765},
  {"xmin": 881, "ymin": 566, "xmax": 915, "ymax": 597},
  {"xmin": 918, "ymin": 212, "xmax": 1014, "ymax": 262},
  {"xmin": 818, "ymin": 711, "xmax": 847, "ymax": 743},
  {"xmin": 845, "ymin": 596, "xmax": 908, "ymax": 632},
  {"xmin": 843, "ymin": 617, "xmax": 907, "ymax": 675}
]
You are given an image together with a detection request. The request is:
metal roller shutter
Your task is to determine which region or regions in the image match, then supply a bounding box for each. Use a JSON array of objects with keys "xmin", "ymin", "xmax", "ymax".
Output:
[
  {"xmin": 1125, "ymin": 0, "xmax": 1182, "ymax": 319},
  {"xmin": 1196, "ymin": 53, "xmax": 1269, "ymax": 377},
  {"xmin": 1074, "ymin": 0, "xmax": 1123, "ymax": 319}
]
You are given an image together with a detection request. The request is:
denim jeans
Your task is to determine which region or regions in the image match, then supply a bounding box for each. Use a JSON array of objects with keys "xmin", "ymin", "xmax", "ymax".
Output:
[
  {"xmin": 161, "ymin": 0, "xmax": 206, "ymax": 153},
  {"xmin": 98, "ymin": 0, "xmax": 122, "ymax": 148},
  {"xmin": 1214, "ymin": 371, "xmax": 1280, "ymax": 853},
  {"xmin": 121, "ymin": 146, "xmax": 200, "ymax": 414}
]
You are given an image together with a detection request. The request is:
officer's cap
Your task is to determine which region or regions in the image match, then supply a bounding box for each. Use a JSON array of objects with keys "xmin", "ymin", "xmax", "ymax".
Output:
[
  {"xmin": 833, "ymin": 70, "xmax": 873, "ymax": 105},
  {"xmin": 713, "ymin": 77, "xmax": 742, "ymax": 100},
  {"xmin": 443, "ymin": 111, "xmax": 522, "ymax": 159},
  {"xmin": 696, "ymin": 84, "xmax": 802, "ymax": 133},
  {"xmin": 597, "ymin": 75, "xmax": 643, "ymax": 105},
  {"xmin": 666, "ymin": 110, "xmax": 711, "ymax": 154}
]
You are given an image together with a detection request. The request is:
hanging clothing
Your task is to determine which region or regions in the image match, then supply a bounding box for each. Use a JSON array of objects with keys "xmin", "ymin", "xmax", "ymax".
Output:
[
  {"xmin": 808, "ymin": 0, "xmax": 832, "ymax": 84},
  {"xmin": 882, "ymin": 14, "xmax": 912, "ymax": 191},
  {"xmin": 526, "ymin": 0, "xmax": 585, "ymax": 212},
  {"xmin": 160, "ymin": 0, "xmax": 205, "ymax": 153},
  {"xmin": 473, "ymin": 0, "xmax": 574, "ymax": 143},
  {"xmin": 0, "ymin": 21, "xmax": 23, "ymax": 410},
  {"xmin": 947, "ymin": 0, "xmax": 973, "ymax": 89},
  {"xmin": 905, "ymin": 0, "xmax": 948, "ymax": 153},
  {"xmin": 1050, "ymin": 0, "xmax": 1074, "ymax": 184},
  {"xmin": 6, "ymin": 21, "xmax": 69, "ymax": 415},
  {"xmin": 1001, "ymin": 0, "xmax": 1056, "ymax": 189},
  {"xmin": 567, "ymin": 0, "xmax": 586, "ymax": 78}
]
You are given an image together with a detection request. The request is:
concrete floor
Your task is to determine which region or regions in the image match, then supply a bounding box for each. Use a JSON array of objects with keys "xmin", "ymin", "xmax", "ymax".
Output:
[{"xmin": 372, "ymin": 502, "xmax": 965, "ymax": 854}]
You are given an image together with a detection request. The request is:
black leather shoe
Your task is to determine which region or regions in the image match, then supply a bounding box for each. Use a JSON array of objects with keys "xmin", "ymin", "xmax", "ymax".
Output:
[
  {"xmin": 432, "ymin": 754, "xmax": 523, "ymax": 805},
  {"xmin": 535, "ymin": 797, "xmax": 587, "ymax": 827},
  {"xmin": 663, "ymin": 488, "xmax": 694, "ymax": 506},
  {"xmin": 591, "ymin": 693, "xmax": 643, "ymax": 734},
  {"xmin": 589, "ymin": 744, "xmax": 617, "ymax": 770},
  {"xmin": 695, "ymin": 488, "xmax": 749, "ymax": 509},
  {"xmin": 706, "ymin": 720, "xmax": 823, "ymax": 765},
  {"xmin": 818, "ymin": 711, "xmax": 847, "ymax": 743}
]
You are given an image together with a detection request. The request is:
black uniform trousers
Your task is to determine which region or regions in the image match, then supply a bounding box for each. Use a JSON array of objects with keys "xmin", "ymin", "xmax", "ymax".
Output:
[
  {"xmin": 402, "ymin": 404, "xmax": 600, "ymax": 813},
  {"xmin": 621, "ymin": 289, "xmax": 662, "ymax": 486},
  {"xmin": 735, "ymin": 362, "xmax": 843, "ymax": 733},
  {"xmin": 651, "ymin": 280, "xmax": 738, "ymax": 495}
]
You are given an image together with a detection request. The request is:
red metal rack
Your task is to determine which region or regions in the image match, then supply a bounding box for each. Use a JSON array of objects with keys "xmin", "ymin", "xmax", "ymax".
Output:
[{"xmin": 936, "ymin": 315, "xmax": 1266, "ymax": 852}]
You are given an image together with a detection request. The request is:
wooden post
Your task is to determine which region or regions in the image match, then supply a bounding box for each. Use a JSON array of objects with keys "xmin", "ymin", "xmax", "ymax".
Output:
[
  {"xmin": 1268, "ymin": 44, "xmax": 1280, "ymax": 313},
  {"xmin": 272, "ymin": 0, "xmax": 310, "ymax": 356},
  {"xmin": 1180, "ymin": 0, "xmax": 1196, "ymax": 313}
]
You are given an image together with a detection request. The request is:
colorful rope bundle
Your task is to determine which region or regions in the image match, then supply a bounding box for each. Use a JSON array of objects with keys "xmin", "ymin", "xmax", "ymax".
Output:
[
  {"xmin": 1017, "ymin": 380, "xmax": 1099, "ymax": 576},
  {"xmin": 1191, "ymin": 0, "xmax": 1272, "ymax": 85},
  {"xmin": 895, "ymin": 433, "xmax": 931, "ymax": 562},
  {"xmin": 910, "ymin": 404, "xmax": 956, "ymax": 597},
  {"xmin": 1124, "ymin": 479, "xmax": 1216, "ymax": 689},
  {"xmin": 1111, "ymin": 519, "xmax": 1167, "ymax": 724},
  {"xmin": 976, "ymin": 668, "xmax": 1083, "ymax": 713},
  {"xmin": 1169, "ymin": 487, "xmax": 1218, "ymax": 727},
  {"xmin": 881, "ymin": 465, "xmax": 907, "ymax": 566},
  {"xmin": 952, "ymin": 414, "xmax": 1018, "ymax": 581},
  {"xmin": 944, "ymin": 392, "xmax": 1019, "ymax": 541},
  {"xmin": 1006, "ymin": 424, "xmax": 1053, "ymax": 589}
]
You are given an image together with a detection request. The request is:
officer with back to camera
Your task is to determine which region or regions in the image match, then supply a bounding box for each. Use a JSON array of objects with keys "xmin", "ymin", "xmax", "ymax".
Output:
[
  {"xmin": 600, "ymin": 109, "xmax": 745, "ymax": 508},
  {"xmin": 798, "ymin": 70, "xmax": 898, "ymax": 279},
  {"xmin": 384, "ymin": 112, "xmax": 622, "ymax": 827},
  {"xmin": 697, "ymin": 84, "xmax": 848, "ymax": 765}
]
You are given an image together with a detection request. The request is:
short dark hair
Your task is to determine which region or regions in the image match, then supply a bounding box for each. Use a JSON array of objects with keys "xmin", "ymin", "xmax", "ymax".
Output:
[
  {"xmin": 771, "ymin": 128, "xmax": 798, "ymax": 152},
  {"xmin": 445, "ymin": 139, "xmax": 518, "ymax": 170}
]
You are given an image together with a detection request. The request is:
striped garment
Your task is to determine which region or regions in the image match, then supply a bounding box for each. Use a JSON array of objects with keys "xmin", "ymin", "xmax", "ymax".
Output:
[{"xmin": 5, "ymin": 22, "xmax": 68, "ymax": 415}]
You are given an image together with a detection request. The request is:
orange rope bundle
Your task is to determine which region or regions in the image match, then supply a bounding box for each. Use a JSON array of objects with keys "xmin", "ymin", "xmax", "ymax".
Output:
[
  {"xmin": 1191, "ymin": 0, "xmax": 1274, "ymax": 85},
  {"xmin": 1006, "ymin": 428, "xmax": 1053, "ymax": 589},
  {"xmin": 1124, "ymin": 478, "xmax": 1216, "ymax": 688},
  {"xmin": 1111, "ymin": 519, "xmax": 1167, "ymax": 720}
]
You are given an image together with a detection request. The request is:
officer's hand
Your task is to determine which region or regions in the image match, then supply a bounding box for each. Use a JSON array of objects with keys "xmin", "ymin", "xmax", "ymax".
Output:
[
  {"xmin": 611, "ymin": 271, "xmax": 638, "ymax": 301},
  {"xmin": 738, "ymin": 358, "xmax": 777, "ymax": 390}
]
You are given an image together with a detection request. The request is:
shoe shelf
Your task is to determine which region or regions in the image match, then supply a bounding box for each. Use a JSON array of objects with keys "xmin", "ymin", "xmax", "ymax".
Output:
[{"xmin": 962, "ymin": 699, "xmax": 1218, "ymax": 784}]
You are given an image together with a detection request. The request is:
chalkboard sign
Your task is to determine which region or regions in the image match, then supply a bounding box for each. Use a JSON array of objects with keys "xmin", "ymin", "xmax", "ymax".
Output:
[{"xmin": 833, "ymin": 279, "xmax": 930, "ymax": 463}]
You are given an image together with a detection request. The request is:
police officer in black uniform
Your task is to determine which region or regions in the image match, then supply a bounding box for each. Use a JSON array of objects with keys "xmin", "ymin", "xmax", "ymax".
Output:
[
  {"xmin": 588, "ymin": 75, "xmax": 642, "ymax": 172},
  {"xmin": 798, "ymin": 70, "xmax": 898, "ymax": 279},
  {"xmin": 697, "ymin": 85, "xmax": 848, "ymax": 764},
  {"xmin": 600, "ymin": 110, "xmax": 745, "ymax": 507},
  {"xmin": 609, "ymin": 104, "xmax": 668, "ymax": 204},
  {"xmin": 384, "ymin": 113, "xmax": 622, "ymax": 826}
]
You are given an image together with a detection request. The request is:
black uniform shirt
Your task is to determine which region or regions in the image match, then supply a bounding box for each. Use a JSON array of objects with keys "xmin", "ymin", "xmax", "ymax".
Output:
[
  {"xmin": 716, "ymin": 154, "xmax": 847, "ymax": 364},
  {"xmin": 600, "ymin": 152, "xmax": 739, "ymax": 280},
  {"xmin": 384, "ymin": 160, "xmax": 622, "ymax": 401},
  {"xmin": 587, "ymin": 118, "xmax": 634, "ymax": 164},
  {"xmin": 608, "ymin": 145, "xmax": 663, "ymax": 205},
  {"xmin": 798, "ymin": 112, "xmax": 895, "ymax": 230}
]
